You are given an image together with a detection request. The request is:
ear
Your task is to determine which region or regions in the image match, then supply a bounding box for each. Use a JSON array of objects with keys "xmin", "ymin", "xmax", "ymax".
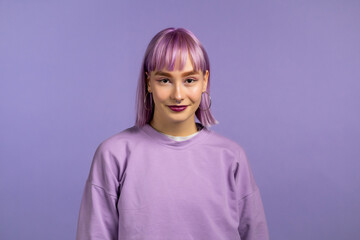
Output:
[
  {"xmin": 202, "ymin": 70, "xmax": 209, "ymax": 92},
  {"xmin": 145, "ymin": 72, "xmax": 152, "ymax": 92}
]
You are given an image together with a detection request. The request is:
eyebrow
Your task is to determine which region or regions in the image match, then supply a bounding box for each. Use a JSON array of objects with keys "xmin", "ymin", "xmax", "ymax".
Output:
[{"xmin": 154, "ymin": 70, "xmax": 200, "ymax": 77}]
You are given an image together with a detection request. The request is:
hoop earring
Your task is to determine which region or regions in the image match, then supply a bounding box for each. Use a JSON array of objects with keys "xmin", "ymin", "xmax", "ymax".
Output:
[
  {"xmin": 199, "ymin": 91, "xmax": 211, "ymax": 111},
  {"xmin": 144, "ymin": 91, "xmax": 152, "ymax": 111}
]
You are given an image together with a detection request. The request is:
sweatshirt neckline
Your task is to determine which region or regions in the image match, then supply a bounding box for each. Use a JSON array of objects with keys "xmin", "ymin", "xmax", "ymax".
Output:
[{"xmin": 140, "ymin": 122, "xmax": 211, "ymax": 149}]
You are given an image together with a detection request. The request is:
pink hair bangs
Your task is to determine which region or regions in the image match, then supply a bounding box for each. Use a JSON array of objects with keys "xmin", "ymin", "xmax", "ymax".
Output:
[{"xmin": 145, "ymin": 29, "xmax": 207, "ymax": 73}]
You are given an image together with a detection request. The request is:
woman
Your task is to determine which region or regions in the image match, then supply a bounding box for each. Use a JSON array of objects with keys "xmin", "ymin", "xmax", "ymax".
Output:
[{"xmin": 76, "ymin": 27, "xmax": 269, "ymax": 240}]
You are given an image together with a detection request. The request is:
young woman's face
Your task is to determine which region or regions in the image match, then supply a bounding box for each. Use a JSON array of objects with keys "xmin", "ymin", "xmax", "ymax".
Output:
[{"xmin": 146, "ymin": 56, "xmax": 209, "ymax": 126}]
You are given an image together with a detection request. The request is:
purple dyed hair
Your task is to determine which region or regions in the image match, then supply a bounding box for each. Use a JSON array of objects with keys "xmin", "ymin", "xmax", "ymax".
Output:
[{"xmin": 135, "ymin": 27, "xmax": 219, "ymax": 128}]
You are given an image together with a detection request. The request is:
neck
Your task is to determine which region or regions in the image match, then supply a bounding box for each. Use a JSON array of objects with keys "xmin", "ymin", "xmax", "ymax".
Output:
[{"xmin": 149, "ymin": 116, "xmax": 198, "ymax": 137}]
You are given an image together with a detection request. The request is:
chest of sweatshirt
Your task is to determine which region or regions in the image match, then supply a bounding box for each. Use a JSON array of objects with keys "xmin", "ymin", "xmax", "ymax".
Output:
[{"xmin": 86, "ymin": 126, "xmax": 256, "ymax": 222}]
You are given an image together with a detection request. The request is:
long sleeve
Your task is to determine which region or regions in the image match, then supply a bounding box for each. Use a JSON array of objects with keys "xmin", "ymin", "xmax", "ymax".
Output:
[
  {"xmin": 76, "ymin": 142, "xmax": 121, "ymax": 240},
  {"xmin": 233, "ymin": 148, "xmax": 270, "ymax": 240}
]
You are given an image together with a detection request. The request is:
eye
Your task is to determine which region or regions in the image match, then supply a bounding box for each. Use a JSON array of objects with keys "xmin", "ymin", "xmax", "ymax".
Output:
[
  {"xmin": 158, "ymin": 78, "xmax": 170, "ymax": 84},
  {"xmin": 185, "ymin": 78, "xmax": 197, "ymax": 84}
]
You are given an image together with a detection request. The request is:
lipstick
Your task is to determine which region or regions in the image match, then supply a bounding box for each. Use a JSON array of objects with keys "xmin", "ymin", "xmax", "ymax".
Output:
[{"xmin": 168, "ymin": 105, "xmax": 187, "ymax": 112}]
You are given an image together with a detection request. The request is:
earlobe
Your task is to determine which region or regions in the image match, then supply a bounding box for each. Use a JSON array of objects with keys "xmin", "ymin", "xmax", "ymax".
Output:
[{"xmin": 203, "ymin": 70, "xmax": 209, "ymax": 91}]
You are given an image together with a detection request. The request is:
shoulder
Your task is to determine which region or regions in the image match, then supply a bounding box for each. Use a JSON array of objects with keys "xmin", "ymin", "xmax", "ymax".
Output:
[
  {"xmin": 204, "ymin": 129, "xmax": 249, "ymax": 165},
  {"xmin": 95, "ymin": 125, "xmax": 143, "ymax": 154},
  {"xmin": 87, "ymin": 125, "xmax": 144, "ymax": 175},
  {"xmin": 206, "ymin": 129, "xmax": 246, "ymax": 155}
]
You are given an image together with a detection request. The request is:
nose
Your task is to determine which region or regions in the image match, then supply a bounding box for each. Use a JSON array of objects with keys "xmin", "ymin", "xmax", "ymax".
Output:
[{"xmin": 172, "ymin": 81, "xmax": 184, "ymax": 103}]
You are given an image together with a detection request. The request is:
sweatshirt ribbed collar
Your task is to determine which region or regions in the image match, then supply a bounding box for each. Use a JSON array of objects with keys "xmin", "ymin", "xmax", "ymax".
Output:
[{"xmin": 140, "ymin": 122, "xmax": 211, "ymax": 150}]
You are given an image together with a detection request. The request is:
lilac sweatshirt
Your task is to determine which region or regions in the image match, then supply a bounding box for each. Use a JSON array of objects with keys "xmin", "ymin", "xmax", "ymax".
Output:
[{"xmin": 76, "ymin": 123, "xmax": 269, "ymax": 240}]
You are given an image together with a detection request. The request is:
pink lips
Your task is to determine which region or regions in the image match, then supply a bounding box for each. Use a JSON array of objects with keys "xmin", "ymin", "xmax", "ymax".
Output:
[{"xmin": 168, "ymin": 106, "xmax": 187, "ymax": 112}]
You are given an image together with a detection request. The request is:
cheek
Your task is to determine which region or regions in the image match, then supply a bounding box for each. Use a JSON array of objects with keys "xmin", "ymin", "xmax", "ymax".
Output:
[
  {"xmin": 152, "ymin": 89, "xmax": 170, "ymax": 102},
  {"xmin": 188, "ymin": 87, "xmax": 203, "ymax": 102}
]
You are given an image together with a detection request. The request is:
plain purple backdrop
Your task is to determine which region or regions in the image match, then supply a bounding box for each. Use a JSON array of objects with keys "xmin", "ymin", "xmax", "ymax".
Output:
[{"xmin": 1, "ymin": 0, "xmax": 359, "ymax": 239}]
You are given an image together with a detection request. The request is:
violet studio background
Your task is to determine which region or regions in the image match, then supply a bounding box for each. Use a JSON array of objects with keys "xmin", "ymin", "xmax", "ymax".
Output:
[{"xmin": 1, "ymin": 0, "xmax": 359, "ymax": 239}]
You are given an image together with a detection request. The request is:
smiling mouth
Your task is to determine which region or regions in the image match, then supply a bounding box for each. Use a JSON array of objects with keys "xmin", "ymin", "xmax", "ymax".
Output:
[{"xmin": 168, "ymin": 105, "xmax": 188, "ymax": 112}]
